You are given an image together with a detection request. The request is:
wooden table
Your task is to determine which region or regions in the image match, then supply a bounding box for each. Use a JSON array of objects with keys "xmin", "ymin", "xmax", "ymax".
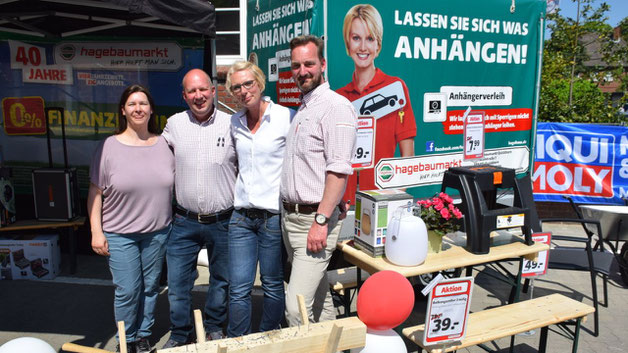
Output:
[
  {"xmin": 338, "ymin": 235, "xmax": 549, "ymax": 302},
  {"xmin": 339, "ymin": 236, "xmax": 549, "ymax": 276},
  {"xmin": 0, "ymin": 217, "xmax": 86, "ymax": 274}
]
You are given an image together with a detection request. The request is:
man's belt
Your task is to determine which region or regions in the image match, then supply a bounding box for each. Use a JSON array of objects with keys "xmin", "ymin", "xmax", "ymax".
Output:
[
  {"xmin": 282, "ymin": 201, "xmax": 319, "ymax": 214},
  {"xmin": 175, "ymin": 206, "xmax": 233, "ymax": 224},
  {"xmin": 237, "ymin": 208, "xmax": 276, "ymax": 220}
]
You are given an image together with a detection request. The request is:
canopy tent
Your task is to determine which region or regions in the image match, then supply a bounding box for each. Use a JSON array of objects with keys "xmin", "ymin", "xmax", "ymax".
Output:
[
  {"xmin": 0, "ymin": 0, "xmax": 215, "ymax": 38},
  {"xmin": 0, "ymin": 0, "xmax": 219, "ymax": 96}
]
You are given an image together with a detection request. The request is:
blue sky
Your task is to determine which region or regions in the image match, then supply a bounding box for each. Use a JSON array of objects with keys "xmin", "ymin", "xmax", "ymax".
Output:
[{"xmin": 555, "ymin": 0, "xmax": 627, "ymax": 27}]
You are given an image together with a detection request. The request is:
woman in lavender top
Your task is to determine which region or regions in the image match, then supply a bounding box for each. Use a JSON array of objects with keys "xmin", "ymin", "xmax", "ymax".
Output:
[{"xmin": 87, "ymin": 84, "xmax": 174, "ymax": 353}]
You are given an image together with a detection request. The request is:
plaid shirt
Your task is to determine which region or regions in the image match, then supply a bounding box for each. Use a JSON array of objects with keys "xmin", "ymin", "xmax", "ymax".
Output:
[
  {"xmin": 280, "ymin": 82, "xmax": 357, "ymax": 204},
  {"xmin": 162, "ymin": 108, "xmax": 237, "ymax": 214}
]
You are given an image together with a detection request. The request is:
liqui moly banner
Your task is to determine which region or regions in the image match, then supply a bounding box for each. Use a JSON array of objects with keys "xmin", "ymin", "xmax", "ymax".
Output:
[{"xmin": 533, "ymin": 122, "xmax": 628, "ymax": 205}]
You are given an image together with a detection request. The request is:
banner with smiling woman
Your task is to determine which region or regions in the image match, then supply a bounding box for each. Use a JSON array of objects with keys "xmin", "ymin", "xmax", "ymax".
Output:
[{"xmin": 248, "ymin": 0, "xmax": 545, "ymax": 199}]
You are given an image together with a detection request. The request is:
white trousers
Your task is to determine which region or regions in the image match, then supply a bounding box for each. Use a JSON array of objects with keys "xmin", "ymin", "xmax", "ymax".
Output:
[{"xmin": 282, "ymin": 208, "xmax": 341, "ymax": 326}]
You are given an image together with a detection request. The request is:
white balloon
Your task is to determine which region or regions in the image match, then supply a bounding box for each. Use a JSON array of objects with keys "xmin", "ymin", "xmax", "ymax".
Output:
[
  {"xmin": 0, "ymin": 337, "xmax": 56, "ymax": 353},
  {"xmin": 358, "ymin": 328, "xmax": 408, "ymax": 353}
]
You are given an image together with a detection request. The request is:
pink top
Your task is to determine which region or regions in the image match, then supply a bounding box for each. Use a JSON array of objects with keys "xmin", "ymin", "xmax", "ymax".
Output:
[{"xmin": 90, "ymin": 136, "xmax": 175, "ymax": 234}]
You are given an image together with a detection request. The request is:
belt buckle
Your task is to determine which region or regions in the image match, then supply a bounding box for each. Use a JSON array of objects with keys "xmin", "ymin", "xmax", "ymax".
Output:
[
  {"xmin": 246, "ymin": 209, "xmax": 260, "ymax": 219},
  {"xmin": 197, "ymin": 214, "xmax": 203, "ymax": 223}
]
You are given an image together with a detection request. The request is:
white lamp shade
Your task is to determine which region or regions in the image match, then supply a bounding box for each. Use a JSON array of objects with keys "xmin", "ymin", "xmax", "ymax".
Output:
[
  {"xmin": 0, "ymin": 337, "xmax": 56, "ymax": 353},
  {"xmin": 358, "ymin": 328, "xmax": 408, "ymax": 353},
  {"xmin": 386, "ymin": 208, "xmax": 428, "ymax": 266}
]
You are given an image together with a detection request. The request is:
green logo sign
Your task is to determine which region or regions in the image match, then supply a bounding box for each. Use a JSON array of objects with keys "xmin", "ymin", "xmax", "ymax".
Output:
[{"xmin": 378, "ymin": 163, "xmax": 394, "ymax": 182}]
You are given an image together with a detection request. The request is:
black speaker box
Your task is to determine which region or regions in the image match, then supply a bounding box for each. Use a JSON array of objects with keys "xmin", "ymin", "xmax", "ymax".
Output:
[
  {"xmin": 33, "ymin": 107, "xmax": 81, "ymax": 221},
  {"xmin": 32, "ymin": 168, "xmax": 80, "ymax": 221}
]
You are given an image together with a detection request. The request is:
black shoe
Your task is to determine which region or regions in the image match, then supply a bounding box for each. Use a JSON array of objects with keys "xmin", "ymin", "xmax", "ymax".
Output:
[
  {"xmin": 135, "ymin": 338, "xmax": 154, "ymax": 353},
  {"xmin": 116, "ymin": 342, "xmax": 136, "ymax": 353},
  {"xmin": 161, "ymin": 338, "xmax": 189, "ymax": 349},
  {"xmin": 206, "ymin": 330, "xmax": 226, "ymax": 341}
]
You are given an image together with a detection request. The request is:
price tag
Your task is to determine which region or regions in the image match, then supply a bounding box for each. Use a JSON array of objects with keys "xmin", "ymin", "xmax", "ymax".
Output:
[
  {"xmin": 423, "ymin": 277, "xmax": 473, "ymax": 346},
  {"xmin": 352, "ymin": 116, "xmax": 375, "ymax": 169},
  {"xmin": 522, "ymin": 232, "xmax": 551, "ymax": 278},
  {"xmin": 463, "ymin": 111, "xmax": 484, "ymax": 159}
]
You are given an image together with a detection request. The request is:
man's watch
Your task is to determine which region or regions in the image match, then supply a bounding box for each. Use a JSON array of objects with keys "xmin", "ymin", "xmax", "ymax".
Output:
[{"xmin": 314, "ymin": 213, "xmax": 329, "ymax": 225}]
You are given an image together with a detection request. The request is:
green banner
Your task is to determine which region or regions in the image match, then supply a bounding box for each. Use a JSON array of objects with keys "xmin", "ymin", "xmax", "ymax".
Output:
[
  {"xmin": 250, "ymin": 0, "xmax": 546, "ymax": 199},
  {"xmin": 247, "ymin": 0, "xmax": 323, "ymax": 107}
]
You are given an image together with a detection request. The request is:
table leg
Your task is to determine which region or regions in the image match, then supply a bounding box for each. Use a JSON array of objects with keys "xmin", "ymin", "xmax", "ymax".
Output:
[
  {"xmin": 508, "ymin": 258, "xmax": 523, "ymax": 304},
  {"xmin": 571, "ymin": 318, "xmax": 582, "ymax": 353},
  {"xmin": 357, "ymin": 267, "xmax": 363, "ymax": 290},
  {"xmin": 538, "ymin": 326, "xmax": 549, "ymax": 353},
  {"xmin": 68, "ymin": 226, "xmax": 77, "ymax": 274}
]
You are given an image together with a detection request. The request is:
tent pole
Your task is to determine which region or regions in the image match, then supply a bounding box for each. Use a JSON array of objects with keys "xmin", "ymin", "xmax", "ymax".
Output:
[{"xmin": 203, "ymin": 37, "xmax": 218, "ymax": 108}]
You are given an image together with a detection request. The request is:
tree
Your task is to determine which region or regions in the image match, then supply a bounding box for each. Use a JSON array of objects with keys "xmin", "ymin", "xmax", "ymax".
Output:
[
  {"xmin": 619, "ymin": 17, "xmax": 628, "ymax": 43},
  {"xmin": 540, "ymin": 0, "xmax": 626, "ymax": 123}
]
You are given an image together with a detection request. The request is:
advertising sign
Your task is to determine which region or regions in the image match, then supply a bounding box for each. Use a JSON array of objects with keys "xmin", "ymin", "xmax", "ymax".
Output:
[
  {"xmin": 463, "ymin": 111, "xmax": 485, "ymax": 159},
  {"xmin": 352, "ymin": 116, "xmax": 375, "ymax": 169},
  {"xmin": 247, "ymin": 0, "xmax": 322, "ymax": 107},
  {"xmin": 2, "ymin": 97, "xmax": 46, "ymax": 135},
  {"xmin": 533, "ymin": 122, "xmax": 628, "ymax": 205},
  {"xmin": 521, "ymin": 232, "xmax": 551, "ymax": 278},
  {"xmin": 1, "ymin": 36, "xmax": 204, "ymax": 192},
  {"xmin": 374, "ymin": 146, "xmax": 529, "ymax": 189},
  {"xmin": 423, "ymin": 277, "xmax": 473, "ymax": 346},
  {"xmin": 249, "ymin": 0, "xmax": 544, "ymax": 199}
]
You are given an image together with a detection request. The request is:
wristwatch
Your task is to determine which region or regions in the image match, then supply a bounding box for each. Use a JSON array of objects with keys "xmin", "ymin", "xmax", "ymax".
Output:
[{"xmin": 314, "ymin": 213, "xmax": 329, "ymax": 225}]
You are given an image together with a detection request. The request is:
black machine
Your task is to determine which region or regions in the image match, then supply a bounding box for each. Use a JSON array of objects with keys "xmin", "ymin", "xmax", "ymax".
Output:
[
  {"xmin": 32, "ymin": 107, "xmax": 80, "ymax": 221},
  {"xmin": 441, "ymin": 166, "xmax": 535, "ymax": 254}
]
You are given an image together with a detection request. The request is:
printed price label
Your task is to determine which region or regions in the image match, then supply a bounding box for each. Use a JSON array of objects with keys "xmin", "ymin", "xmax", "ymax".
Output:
[
  {"xmin": 424, "ymin": 277, "xmax": 473, "ymax": 346},
  {"xmin": 522, "ymin": 233, "xmax": 551, "ymax": 278},
  {"xmin": 352, "ymin": 116, "xmax": 375, "ymax": 169},
  {"xmin": 463, "ymin": 111, "xmax": 485, "ymax": 159}
]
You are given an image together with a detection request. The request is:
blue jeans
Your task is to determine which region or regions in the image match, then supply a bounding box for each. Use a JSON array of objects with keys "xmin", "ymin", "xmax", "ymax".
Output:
[
  {"xmin": 166, "ymin": 214, "xmax": 230, "ymax": 342},
  {"xmin": 227, "ymin": 209, "xmax": 284, "ymax": 337},
  {"xmin": 105, "ymin": 226, "xmax": 169, "ymax": 343}
]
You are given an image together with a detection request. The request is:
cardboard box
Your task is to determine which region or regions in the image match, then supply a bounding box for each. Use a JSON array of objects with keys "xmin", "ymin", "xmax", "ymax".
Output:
[
  {"xmin": 354, "ymin": 189, "xmax": 413, "ymax": 257},
  {"xmin": 0, "ymin": 234, "xmax": 61, "ymax": 280}
]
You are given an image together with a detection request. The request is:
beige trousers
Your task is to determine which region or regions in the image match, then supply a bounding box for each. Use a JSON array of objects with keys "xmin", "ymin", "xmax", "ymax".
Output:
[{"xmin": 282, "ymin": 208, "xmax": 341, "ymax": 326}]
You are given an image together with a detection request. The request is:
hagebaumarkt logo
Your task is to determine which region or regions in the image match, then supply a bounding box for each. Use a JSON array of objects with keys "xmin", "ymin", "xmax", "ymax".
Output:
[
  {"xmin": 377, "ymin": 163, "xmax": 394, "ymax": 183},
  {"xmin": 58, "ymin": 44, "xmax": 76, "ymax": 61}
]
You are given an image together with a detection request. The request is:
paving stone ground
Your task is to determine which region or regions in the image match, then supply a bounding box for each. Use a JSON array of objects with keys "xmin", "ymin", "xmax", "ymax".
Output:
[{"xmin": 0, "ymin": 222, "xmax": 625, "ymax": 352}]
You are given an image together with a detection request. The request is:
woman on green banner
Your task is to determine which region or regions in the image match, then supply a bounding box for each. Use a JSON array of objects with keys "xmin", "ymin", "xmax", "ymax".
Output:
[{"xmin": 336, "ymin": 4, "xmax": 417, "ymax": 204}]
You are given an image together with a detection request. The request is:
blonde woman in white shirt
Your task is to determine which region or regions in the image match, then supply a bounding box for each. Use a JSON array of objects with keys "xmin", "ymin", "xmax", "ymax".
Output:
[{"xmin": 225, "ymin": 61, "xmax": 295, "ymax": 336}]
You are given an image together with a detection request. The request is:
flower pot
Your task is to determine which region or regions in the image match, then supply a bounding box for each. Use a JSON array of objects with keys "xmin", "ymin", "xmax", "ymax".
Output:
[{"xmin": 427, "ymin": 230, "xmax": 442, "ymax": 254}]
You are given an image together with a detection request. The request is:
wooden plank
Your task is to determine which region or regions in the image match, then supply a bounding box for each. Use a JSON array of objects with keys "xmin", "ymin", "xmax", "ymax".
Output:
[
  {"xmin": 194, "ymin": 309, "xmax": 206, "ymax": 344},
  {"xmin": 297, "ymin": 294, "xmax": 309, "ymax": 331},
  {"xmin": 61, "ymin": 343, "xmax": 113, "ymax": 353},
  {"xmin": 338, "ymin": 237, "xmax": 549, "ymax": 277},
  {"xmin": 327, "ymin": 266, "xmax": 370, "ymax": 292},
  {"xmin": 157, "ymin": 317, "xmax": 366, "ymax": 353},
  {"xmin": 322, "ymin": 325, "xmax": 343, "ymax": 353},
  {"xmin": 402, "ymin": 294, "xmax": 595, "ymax": 352},
  {"xmin": 0, "ymin": 217, "xmax": 86, "ymax": 232},
  {"xmin": 117, "ymin": 321, "xmax": 127, "ymax": 353}
]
